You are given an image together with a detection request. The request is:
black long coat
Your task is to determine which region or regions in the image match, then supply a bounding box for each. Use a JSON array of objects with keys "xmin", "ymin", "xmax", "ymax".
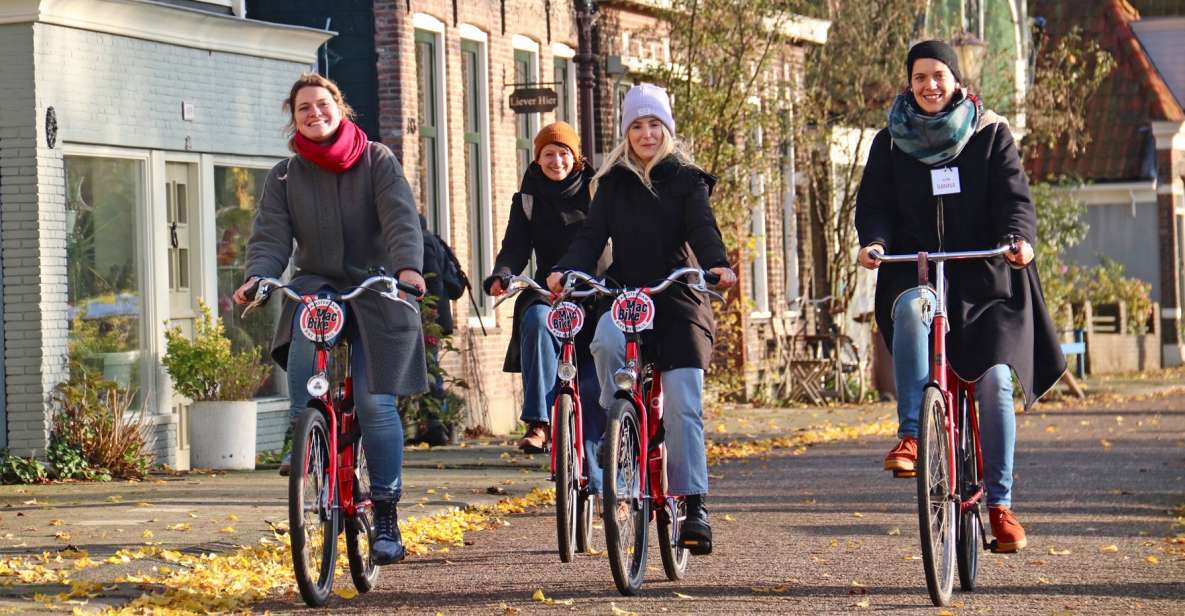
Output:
[
  {"xmin": 855, "ymin": 117, "xmax": 1066, "ymax": 408},
  {"xmin": 245, "ymin": 143, "xmax": 427, "ymax": 396},
  {"xmin": 556, "ymin": 157, "xmax": 729, "ymax": 371},
  {"xmin": 490, "ymin": 163, "xmax": 597, "ymax": 372}
]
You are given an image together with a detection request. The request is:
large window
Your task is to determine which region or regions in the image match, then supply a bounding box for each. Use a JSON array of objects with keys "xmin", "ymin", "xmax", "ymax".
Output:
[
  {"xmin": 214, "ymin": 165, "xmax": 283, "ymax": 397},
  {"xmin": 416, "ymin": 28, "xmax": 445, "ymax": 233},
  {"xmin": 462, "ymin": 39, "xmax": 492, "ymax": 316},
  {"xmin": 65, "ymin": 156, "xmax": 146, "ymax": 396},
  {"xmin": 514, "ymin": 47, "xmax": 539, "ymax": 179},
  {"xmin": 553, "ymin": 55, "xmax": 575, "ymax": 124}
]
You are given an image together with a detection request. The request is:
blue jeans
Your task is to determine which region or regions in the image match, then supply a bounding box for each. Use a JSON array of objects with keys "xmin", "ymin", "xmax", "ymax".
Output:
[
  {"xmin": 287, "ymin": 313, "xmax": 404, "ymax": 501},
  {"xmin": 590, "ymin": 311, "xmax": 709, "ymax": 496},
  {"xmin": 892, "ymin": 286, "xmax": 1016, "ymax": 507}
]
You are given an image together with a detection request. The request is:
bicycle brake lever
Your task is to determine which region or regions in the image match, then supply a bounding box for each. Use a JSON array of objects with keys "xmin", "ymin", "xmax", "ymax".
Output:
[{"xmin": 705, "ymin": 289, "xmax": 726, "ymax": 303}]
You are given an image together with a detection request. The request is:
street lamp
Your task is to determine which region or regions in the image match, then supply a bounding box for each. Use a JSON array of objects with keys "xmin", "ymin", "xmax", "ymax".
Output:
[
  {"xmin": 950, "ymin": 30, "xmax": 987, "ymax": 88},
  {"xmin": 574, "ymin": 0, "xmax": 598, "ymax": 161}
]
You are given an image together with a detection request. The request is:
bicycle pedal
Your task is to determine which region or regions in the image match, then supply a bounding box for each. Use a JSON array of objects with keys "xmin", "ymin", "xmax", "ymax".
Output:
[{"xmin": 893, "ymin": 470, "xmax": 917, "ymax": 479}]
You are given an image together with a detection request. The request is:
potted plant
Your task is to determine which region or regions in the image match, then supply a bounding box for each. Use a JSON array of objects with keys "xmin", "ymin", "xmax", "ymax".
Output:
[{"xmin": 162, "ymin": 300, "xmax": 271, "ymax": 470}]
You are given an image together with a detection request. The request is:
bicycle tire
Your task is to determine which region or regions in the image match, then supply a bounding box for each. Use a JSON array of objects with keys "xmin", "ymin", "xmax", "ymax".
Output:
[
  {"xmin": 602, "ymin": 398, "xmax": 649, "ymax": 596},
  {"xmin": 836, "ymin": 335, "xmax": 866, "ymax": 404},
  {"xmin": 955, "ymin": 389, "xmax": 982, "ymax": 591},
  {"xmin": 917, "ymin": 386, "xmax": 956, "ymax": 606},
  {"xmin": 346, "ymin": 443, "xmax": 379, "ymax": 593},
  {"xmin": 289, "ymin": 408, "xmax": 339, "ymax": 607},
  {"xmin": 576, "ymin": 490, "xmax": 595, "ymax": 553},
  {"xmin": 554, "ymin": 393, "xmax": 578, "ymax": 563}
]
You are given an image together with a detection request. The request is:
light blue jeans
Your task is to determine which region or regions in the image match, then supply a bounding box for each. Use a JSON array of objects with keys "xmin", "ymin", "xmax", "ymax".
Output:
[
  {"xmin": 892, "ymin": 286, "xmax": 1016, "ymax": 507},
  {"xmin": 519, "ymin": 304, "xmax": 606, "ymax": 493},
  {"xmin": 590, "ymin": 311, "xmax": 709, "ymax": 496},
  {"xmin": 287, "ymin": 310, "xmax": 404, "ymax": 501}
]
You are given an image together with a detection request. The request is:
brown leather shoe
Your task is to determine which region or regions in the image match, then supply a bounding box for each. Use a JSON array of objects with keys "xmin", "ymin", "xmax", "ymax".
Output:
[
  {"xmin": 517, "ymin": 422, "xmax": 549, "ymax": 453},
  {"xmin": 883, "ymin": 437, "xmax": 917, "ymax": 473},
  {"xmin": 989, "ymin": 506, "xmax": 1027, "ymax": 552}
]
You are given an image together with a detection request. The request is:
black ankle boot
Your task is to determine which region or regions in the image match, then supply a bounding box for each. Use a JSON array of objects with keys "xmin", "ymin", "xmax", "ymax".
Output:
[
  {"xmin": 679, "ymin": 494, "xmax": 712, "ymax": 555},
  {"xmin": 371, "ymin": 498, "xmax": 406, "ymax": 565}
]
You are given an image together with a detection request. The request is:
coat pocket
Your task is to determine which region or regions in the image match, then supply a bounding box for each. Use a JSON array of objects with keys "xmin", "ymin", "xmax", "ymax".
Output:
[{"xmin": 960, "ymin": 258, "xmax": 1013, "ymax": 302}]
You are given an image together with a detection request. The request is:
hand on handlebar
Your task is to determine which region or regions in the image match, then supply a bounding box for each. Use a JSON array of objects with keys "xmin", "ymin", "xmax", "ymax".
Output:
[
  {"xmin": 1003, "ymin": 239, "xmax": 1033, "ymax": 268},
  {"xmin": 398, "ymin": 269, "xmax": 426, "ymax": 298},
  {"xmin": 546, "ymin": 271, "xmax": 565, "ymax": 294},
  {"xmin": 858, "ymin": 244, "xmax": 885, "ymax": 270},
  {"xmin": 708, "ymin": 266, "xmax": 737, "ymax": 289},
  {"xmin": 233, "ymin": 277, "xmax": 260, "ymax": 305}
]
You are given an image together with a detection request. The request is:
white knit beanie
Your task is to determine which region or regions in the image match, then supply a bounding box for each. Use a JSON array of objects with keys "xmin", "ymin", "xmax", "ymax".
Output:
[{"xmin": 619, "ymin": 83, "xmax": 675, "ymax": 137}]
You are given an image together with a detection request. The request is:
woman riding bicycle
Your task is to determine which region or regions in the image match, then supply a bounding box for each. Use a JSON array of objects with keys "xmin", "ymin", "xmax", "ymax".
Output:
[
  {"xmin": 548, "ymin": 84, "xmax": 737, "ymax": 555},
  {"xmin": 483, "ymin": 122, "xmax": 605, "ymax": 470},
  {"xmin": 855, "ymin": 42, "xmax": 1067, "ymax": 553},
  {"xmin": 232, "ymin": 73, "xmax": 426, "ymax": 566}
]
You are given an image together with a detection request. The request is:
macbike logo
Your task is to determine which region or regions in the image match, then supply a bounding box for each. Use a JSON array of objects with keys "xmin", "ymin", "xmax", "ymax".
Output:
[
  {"xmin": 299, "ymin": 298, "xmax": 346, "ymax": 342},
  {"xmin": 610, "ymin": 291, "xmax": 656, "ymax": 332},
  {"xmin": 546, "ymin": 302, "xmax": 585, "ymax": 338}
]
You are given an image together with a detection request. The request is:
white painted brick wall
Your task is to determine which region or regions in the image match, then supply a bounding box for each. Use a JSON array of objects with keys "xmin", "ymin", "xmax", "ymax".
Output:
[{"xmin": 0, "ymin": 21, "xmax": 314, "ymax": 456}]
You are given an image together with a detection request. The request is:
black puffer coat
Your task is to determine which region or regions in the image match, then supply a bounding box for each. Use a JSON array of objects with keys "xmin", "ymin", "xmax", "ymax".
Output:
[
  {"xmin": 855, "ymin": 115, "xmax": 1066, "ymax": 408},
  {"xmin": 555, "ymin": 157, "xmax": 729, "ymax": 371}
]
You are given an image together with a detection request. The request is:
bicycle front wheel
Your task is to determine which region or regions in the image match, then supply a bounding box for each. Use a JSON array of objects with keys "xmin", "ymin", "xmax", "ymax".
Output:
[
  {"xmin": 917, "ymin": 386, "xmax": 956, "ymax": 606},
  {"xmin": 955, "ymin": 389, "xmax": 983, "ymax": 591},
  {"xmin": 602, "ymin": 398, "xmax": 649, "ymax": 596},
  {"xmin": 289, "ymin": 408, "xmax": 339, "ymax": 607},
  {"xmin": 346, "ymin": 443, "xmax": 379, "ymax": 593},
  {"xmin": 554, "ymin": 393, "xmax": 578, "ymax": 563}
]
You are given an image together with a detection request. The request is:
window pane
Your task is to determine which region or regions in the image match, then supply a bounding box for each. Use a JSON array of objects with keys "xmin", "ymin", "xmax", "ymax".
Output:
[
  {"xmin": 65, "ymin": 156, "xmax": 144, "ymax": 397},
  {"xmin": 554, "ymin": 58, "xmax": 570, "ymax": 123},
  {"xmin": 214, "ymin": 165, "xmax": 281, "ymax": 397},
  {"xmin": 462, "ymin": 48, "xmax": 479, "ymax": 134},
  {"xmin": 416, "ymin": 38, "xmax": 435, "ymax": 128}
]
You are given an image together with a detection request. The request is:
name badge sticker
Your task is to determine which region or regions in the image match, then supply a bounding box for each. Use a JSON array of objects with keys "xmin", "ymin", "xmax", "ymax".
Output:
[{"xmin": 930, "ymin": 167, "xmax": 961, "ymax": 196}]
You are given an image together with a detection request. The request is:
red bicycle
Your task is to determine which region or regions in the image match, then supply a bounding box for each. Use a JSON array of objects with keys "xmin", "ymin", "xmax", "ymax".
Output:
[
  {"xmin": 494, "ymin": 274, "xmax": 600, "ymax": 562},
  {"xmin": 242, "ymin": 274, "xmax": 421, "ymax": 607},
  {"xmin": 561, "ymin": 268, "xmax": 721, "ymax": 596},
  {"xmin": 871, "ymin": 243, "xmax": 1015, "ymax": 606}
]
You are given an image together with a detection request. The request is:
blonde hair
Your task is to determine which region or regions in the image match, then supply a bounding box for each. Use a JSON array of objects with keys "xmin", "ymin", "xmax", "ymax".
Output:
[{"xmin": 592, "ymin": 123, "xmax": 695, "ymax": 195}]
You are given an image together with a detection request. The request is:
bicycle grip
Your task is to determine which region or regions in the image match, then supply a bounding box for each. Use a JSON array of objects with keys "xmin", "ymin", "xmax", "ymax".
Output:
[
  {"xmin": 395, "ymin": 280, "xmax": 425, "ymax": 298},
  {"xmin": 703, "ymin": 271, "xmax": 721, "ymax": 285}
]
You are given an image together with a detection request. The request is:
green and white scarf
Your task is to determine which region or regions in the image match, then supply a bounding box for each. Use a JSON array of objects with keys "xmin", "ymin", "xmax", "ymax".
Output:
[{"xmin": 887, "ymin": 89, "xmax": 980, "ymax": 167}]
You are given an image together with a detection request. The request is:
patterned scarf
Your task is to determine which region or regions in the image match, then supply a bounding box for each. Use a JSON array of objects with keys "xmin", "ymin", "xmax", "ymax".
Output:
[{"xmin": 887, "ymin": 89, "xmax": 980, "ymax": 167}]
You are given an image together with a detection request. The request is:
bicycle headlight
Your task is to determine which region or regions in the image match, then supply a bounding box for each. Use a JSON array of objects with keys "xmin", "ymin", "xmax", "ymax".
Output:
[
  {"xmin": 557, "ymin": 361, "xmax": 577, "ymax": 382},
  {"xmin": 613, "ymin": 367, "xmax": 637, "ymax": 391},
  {"xmin": 307, "ymin": 373, "xmax": 330, "ymax": 397}
]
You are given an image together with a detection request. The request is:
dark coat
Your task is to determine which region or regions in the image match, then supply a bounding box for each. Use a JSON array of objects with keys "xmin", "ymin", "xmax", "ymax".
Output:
[
  {"xmin": 854, "ymin": 116, "xmax": 1066, "ymax": 408},
  {"xmin": 245, "ymin": 142, "xmax": 428, "ymax": 396},
  {"xmin": 420, "ymin": 215, "xmax": 455, "ymax": 335},
  {"xmin": 556, "ymin": 157, "xmax": 729, "ymax": 371},
  {"xmin": 490, "ymin": 163, "xmax": 597, "ymax": 372}
]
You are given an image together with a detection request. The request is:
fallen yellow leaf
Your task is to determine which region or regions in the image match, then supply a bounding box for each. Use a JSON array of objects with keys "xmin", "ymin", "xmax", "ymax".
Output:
[
  {"xmin": 1048, "ymin": 547, "xmax": 1071, "ymax": 556},
  {"xmin": 227, "ymin": 514, "xmax": 239, "ymax": 522},
  {"xmin": 722, "ymin": 514, "xmax": 736, "ymax": 522},
  {"xmin": 1145, "ymin": 555, "xmax": 1159, "ymax": 565},
  {"xmin": 531, "ymin": 589, "xmax": 546, "ymax": 602},
  {"xmin": 853, "ymin": 598, "xmax": 871, "ymax": 608},
  {"xmin": 167, "ymin": 523, "xmax": 191, "ymax": 532},
  {"xmin": 674, "ymin": 591, "xmax": 694, "ymax": 599},
  {"xmin": 334, "ymin": 586, "xmax": 359, "ymax": 599},
  {"xmin": 220, "ymin": 526, "xmax": 236, "ymax": 534},
  {"xmin": 142, "ymin": 530, "xmax": 154, "ymax": 539},
  {"xmin": 48, "ymin": 519, "xmax": 64, "ymax": 527},
  {"xmin": 1100, "ymin": 544, "xmax": 1119, "ymax": 553},
  {"xmin": 107, "ymin": 495, "xmax": 123, "ymax": 503},
  {"xmin": 887, "ymin": 527, "xmax": 901, "ymax": 536}
]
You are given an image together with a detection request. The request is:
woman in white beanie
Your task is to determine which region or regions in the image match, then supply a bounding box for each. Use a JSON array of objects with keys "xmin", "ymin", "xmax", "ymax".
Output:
[{"xmin": 548, "ymin": 83, "xmax": 737, "ymax": 555}]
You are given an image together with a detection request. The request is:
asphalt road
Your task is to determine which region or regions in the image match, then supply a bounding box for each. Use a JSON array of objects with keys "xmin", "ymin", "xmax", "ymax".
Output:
[{"xmin": 258, "ymin": 391, "xmax": 1185, "ymax": 615}]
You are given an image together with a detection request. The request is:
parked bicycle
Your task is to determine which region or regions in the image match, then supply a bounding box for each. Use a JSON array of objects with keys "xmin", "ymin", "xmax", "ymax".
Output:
[
  {"xmin": 493, "ymin": 274, "xmax": 600, "ymax": 562},
  {"xmin": 559, "ymin": 267, "xmax": 723, "ymax": 596},
  {"xmin": 784, "ymin": 296, "xmax": 867, "ymax": 404},
  {"xmin": 870, "ymin": 243, "xmax": 1016, "ymax": 606},
  {"xmin": 242, "ymin": 274, "xmax": 421, "ymax": 607}
]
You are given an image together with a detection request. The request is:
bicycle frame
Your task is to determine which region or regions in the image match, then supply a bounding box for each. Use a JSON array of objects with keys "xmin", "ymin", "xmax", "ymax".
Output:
[
  {"xmin": 303, "ymin": 330, "xmax": 364, "ymax": 522},
  {"xmin": 549, "ymin": 334, "xmax": 586, "ymax": 486},
  {"xmin": 616, "ymin": 332, "xmax": 666, "ymax": 510}
]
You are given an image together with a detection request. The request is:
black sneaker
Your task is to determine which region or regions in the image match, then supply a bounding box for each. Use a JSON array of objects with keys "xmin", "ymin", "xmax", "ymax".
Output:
[
  {"xmin": 371, "ymin": 498, "xmax": 406, "ymax": 565},
  {"xmin": 678, "ymin": 494, "xmax": 712, "ymax": 555}
]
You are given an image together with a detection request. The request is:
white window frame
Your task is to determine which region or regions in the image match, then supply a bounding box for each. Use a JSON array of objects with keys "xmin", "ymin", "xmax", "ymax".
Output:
[
  {"xmin": 460, "ymin": 25, "xmax": 497, "ymax": 328},
  {"xmin": 60, "ymin": 143, "xmax": 159, "ymax": 413},
  {"xmin": 414, "ymin": 13, "xmax": 452, "ymax": 236},
  {"xmin": 747, "ymin": 116, "xmax": 770, "ymax": 318},
  {"xmin": 513, "ymin": 34, "xmax": 542, "ymax": 154},
  {"xmin": 551, "ymin": 42, "xmax": 577, "ymax": 125}
]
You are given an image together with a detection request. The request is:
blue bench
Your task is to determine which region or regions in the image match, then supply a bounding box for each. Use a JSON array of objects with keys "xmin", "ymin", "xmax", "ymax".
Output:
[{"xmin": 1060, "ymin": 328, "xmax": 1086, "ymax": 379}]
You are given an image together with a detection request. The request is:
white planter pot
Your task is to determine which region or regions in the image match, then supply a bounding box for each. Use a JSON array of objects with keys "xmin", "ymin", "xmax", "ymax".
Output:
[{"xmin": 189, "ymin": 400, "xmax": 257, "ymax": 470}]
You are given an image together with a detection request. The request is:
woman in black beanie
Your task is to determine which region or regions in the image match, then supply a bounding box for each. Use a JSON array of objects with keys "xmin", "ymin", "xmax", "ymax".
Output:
[{"xmin": 855, "ymin": 40, "xmax": 1066, "ymax": 555}]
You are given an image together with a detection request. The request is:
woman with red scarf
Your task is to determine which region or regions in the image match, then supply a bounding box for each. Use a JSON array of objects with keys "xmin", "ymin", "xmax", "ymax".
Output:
[{"xmin": 232, "ymin": 74, "xmax": 426, "ymax": 565}]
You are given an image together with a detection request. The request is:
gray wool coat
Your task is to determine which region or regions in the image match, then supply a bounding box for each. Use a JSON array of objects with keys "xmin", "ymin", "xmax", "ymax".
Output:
[{"xmin": 245, "ymin": 142, "xmax": 428, "ymax": 396}]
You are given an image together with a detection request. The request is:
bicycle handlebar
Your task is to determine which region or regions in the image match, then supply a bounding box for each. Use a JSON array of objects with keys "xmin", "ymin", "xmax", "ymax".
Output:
[
  {"xmin": 241, "ymin": 275, "xmax": 422, "ymax": 319},
  {"xmin": 492, "ymin": 274, "xmax": 600, "ymax": 309},
  {"xmin": 870, "ymin": 243, "xmax": 1015, "ymax": 264},
  {"xmin": 560, "ymin": 267, "xmax": 724, "ymax": 302}
]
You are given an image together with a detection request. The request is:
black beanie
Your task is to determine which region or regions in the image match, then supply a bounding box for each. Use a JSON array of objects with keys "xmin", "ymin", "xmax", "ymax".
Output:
[{"xmin": 906, "ymin": 40, "xmax": 963, "ymax": 84}]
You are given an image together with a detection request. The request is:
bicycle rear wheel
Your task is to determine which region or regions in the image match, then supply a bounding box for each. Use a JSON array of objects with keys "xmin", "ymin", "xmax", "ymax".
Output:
[
  {"xmin": 836, "ymin": 336, "xmax": 866, "ymax": 403},
  {"xmin": 602, "ymin": 398, "xmax": 649, "ymax": 596},
  {"xmin": 554, "ymin": 393, "xmax": 578, "ymax": 563},
  {"xmin": 289, "ymin": 408, "xmax": 339, "ymax": 607},
  {"xmin": 576, "ymin": 490, "xmax": 595, "ymax": 553},
  {"xmin": 657, "ymin": 497, "xmax": 689, "ymax": 580},
  {"xmin": 955, "ymin": 390, "xmax": 983, "ymax": 591},
  {"xmin": 917, "ymin": 386, "xmax": 956, "ymax": 606},
  {"xmin": 346, "ymin": 443, "xmax": 379, "ymax": 593}
]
